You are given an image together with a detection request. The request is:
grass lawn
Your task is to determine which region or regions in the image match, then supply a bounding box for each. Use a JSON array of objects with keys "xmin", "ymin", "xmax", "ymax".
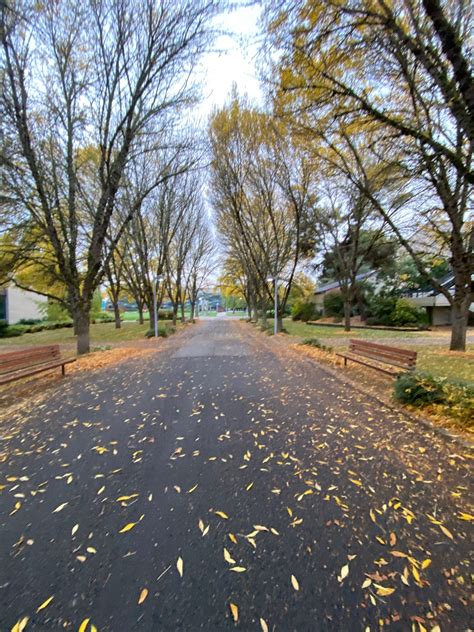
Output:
[
  {"xmin": 283, "ymin": 319, "xmax": 474, "ymax": 383},
  {"xmin": 283, "ymin": 319, "xmax": 424, "ymax": 341},
  {"xmin": 0, "ymin": 320, "xmax": 176, "ymax": 349}
]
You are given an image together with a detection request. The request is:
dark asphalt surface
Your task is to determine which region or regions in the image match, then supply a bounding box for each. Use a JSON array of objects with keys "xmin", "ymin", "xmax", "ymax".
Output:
[{"xmin": 1, "ymin": 320, "xmax": 472, "ymax": 631}]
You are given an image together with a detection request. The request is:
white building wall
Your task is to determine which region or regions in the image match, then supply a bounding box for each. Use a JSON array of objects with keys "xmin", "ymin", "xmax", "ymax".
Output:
[{"xmin": 6, "ymin": 287, "xmax": 47, "ymax": 324}]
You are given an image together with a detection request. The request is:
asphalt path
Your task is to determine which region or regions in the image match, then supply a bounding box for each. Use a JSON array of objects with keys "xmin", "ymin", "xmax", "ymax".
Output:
[{"xmin": 0, "ymin": 320, "xmax": 472, "ymax": 631}]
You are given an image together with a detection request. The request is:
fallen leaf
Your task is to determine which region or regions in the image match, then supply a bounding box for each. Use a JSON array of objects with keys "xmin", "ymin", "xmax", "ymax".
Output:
[
  {"xmin": 177, "ymin": 556, "xmax": 184, "ymax": 577},
  {"xmin": 260, "ymin": 618, "xmax": 269, "ymax": 632},
  {"xmin": 71, "ymin": 524, "xmax": 79, "ymax": 536},
  {"xmin": 338, "ymin": 564, "xmax": 349, "ymax": 582},
  {"xmin": 138, "ymin": 588, "xmax": 148, "ymax": 604},
  {"xmin": 439, "ymin": 525, "xmax": 454, "ymax": 540},
  {"xmin": 228, "ymin": 533, "xmax": 237, "ymax": 544},
  {"xmin": 78, "ymin": 620, "xmax": 92, "ymax": 632},
  {"xmin": 36, "ymin": 595, "xmax": 54, "ymax": 612},
  {"xmin": 374, "ymin": 584, "xmax": 395, "ymax": 596},
  {"xmin": 224, "ymin": 548, "xmax": 236, "ymax": 564},
  {"xmin": 230, "ymin": 566, "xmax": 246, "ymax": 572},
  {"xmin": 229, "ymin": 603, "xmax": 238, "ymax": 622},
  {"xmin": 119, "ymin": 522, "xmax": 137, "ymax": 534},
  {"xmin": 214, "ymin": 511, "xmax": 229, "ymax": 519},
  {"xmin": 52, "ymin": 503, "xmax": 68, "ymax": 513},
  {"xmin": 11, "ymin": 617, "xmax": 29, "ymax": 632},
  {"xmin": 291, "ymin": 574, "xmax": 299, "ymax": 591}
]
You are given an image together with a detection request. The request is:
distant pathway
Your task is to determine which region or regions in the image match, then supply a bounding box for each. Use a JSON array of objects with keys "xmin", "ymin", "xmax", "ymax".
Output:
[{"xmin": 0, "ymin": 320, "xmax": 472, "ymax": 631}]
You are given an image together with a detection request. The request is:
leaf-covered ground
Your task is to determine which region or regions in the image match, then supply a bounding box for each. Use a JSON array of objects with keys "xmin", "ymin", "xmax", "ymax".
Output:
[{"xmin": 0, "ymin": 320, "xmax": 472, "ymax": 631}]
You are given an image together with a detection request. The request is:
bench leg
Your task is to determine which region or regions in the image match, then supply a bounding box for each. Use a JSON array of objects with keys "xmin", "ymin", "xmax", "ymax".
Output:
[
  {"xmin": 344, "ymin": 357, "xmax": 347, "ymax": 367},
  {"xmin": 61, "ymin": 364, "xmax": 65, "ymax": 376}
]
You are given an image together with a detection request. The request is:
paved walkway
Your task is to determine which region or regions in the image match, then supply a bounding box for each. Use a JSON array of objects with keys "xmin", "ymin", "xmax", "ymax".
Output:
[{"xmin": 0, "ymin": 320, "xmax": 472, "ymax": 631}]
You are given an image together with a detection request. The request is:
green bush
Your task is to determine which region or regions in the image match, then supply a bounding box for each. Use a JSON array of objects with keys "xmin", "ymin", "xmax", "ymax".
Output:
[
  {"xmin": 291, "ymin": 299, "xmax": 317, "ymax": 322},
  {"xmin": 367, "ymin": 295, "xmax": 427, "ymax": 327},
  {"xmin": 301, "ymin": 337, "xmax": 333, "ymax": 352},
  {"xmin": 394, "ymin": 371, "xmax": 445, "ymax": 406},
  {"xmin": 323, "ymin": 291, "xmax": 344, "ymax": 318},
  {"xmin": 394, "ymin": 372, "xmax": 473, "ymax": 427},
  {"xmin": 391, "ymin": 298, "xmax": 427, "ymax": 326},
  {"xmin": 46, "ymin": 301, "xmax": 70, "ymax": 322}
]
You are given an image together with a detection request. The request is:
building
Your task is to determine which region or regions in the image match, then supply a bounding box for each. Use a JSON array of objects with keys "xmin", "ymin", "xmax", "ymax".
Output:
[
  {"xmin": 406, "ymin": 273, "xmax": 474, "ymax": 326},
  {"xmin": 312, "ymin": 271, "xmax": 376, "ymax": 315},
  {"xmin": 0, "ymin": 286, "xmax": 47, "ymax": 324}
]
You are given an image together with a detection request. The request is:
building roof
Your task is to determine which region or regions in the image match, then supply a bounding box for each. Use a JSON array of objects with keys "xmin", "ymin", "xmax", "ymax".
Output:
[{"xmin": 314, "ymin": 271, "xmax": 375, "ymax": 295}]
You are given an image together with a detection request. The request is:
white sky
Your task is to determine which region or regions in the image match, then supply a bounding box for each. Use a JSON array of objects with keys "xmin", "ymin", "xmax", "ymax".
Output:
[{"xmin": 196, "ymin": 2, "xmax": 263, "ymax": 117}]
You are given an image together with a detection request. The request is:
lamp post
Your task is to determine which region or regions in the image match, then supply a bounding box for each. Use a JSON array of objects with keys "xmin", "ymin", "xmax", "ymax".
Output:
[
  {"xmin": 267, "ymin": 276, "xmax": 278, "ymax": 335},
  {"xmin": 153, "ymin": 274, "xmax": 163, "ymax": 337}
]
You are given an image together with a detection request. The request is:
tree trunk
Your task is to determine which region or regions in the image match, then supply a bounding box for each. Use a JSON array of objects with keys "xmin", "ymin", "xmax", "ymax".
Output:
[
  {"xmin": 113, "ymin": 301, "xmax": 121, "ymax": 329},
  {"xmin": 343, "ymin": 297, "xmax": 352, "ymax": 332},
  {"xmin": 450, "ymin": 299, "xmax": 468, "ymax": 351},
  {"xmin": 190, "ymin": 301, "xmax": 195, "ymax": 323},
  {"xmin": 172, "ymin": 304, "xmax": 178, "ymax": 326},
  {"xmin": 260, "ymin": 300, "xmax": 267, "ymax": 328},
  {"xmin": 75, "ymin": 308, "xmax": 90, "ymax": 355},
  {"xmin": 138, "ymin": 303, "xmax": 144, "ymax": 325},
  {"xmin": 277, "ymin": 314, "xmax": 283, "ymax": 333},
  {"xmin": 180, "ymin": 302, "xmax": 186, "ymax": 323}
]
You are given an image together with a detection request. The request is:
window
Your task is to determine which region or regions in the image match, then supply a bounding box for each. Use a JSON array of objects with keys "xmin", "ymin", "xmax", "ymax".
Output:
[{"xmin": 0, "ymin": 290, "xmax": 6, "ymax": 321}]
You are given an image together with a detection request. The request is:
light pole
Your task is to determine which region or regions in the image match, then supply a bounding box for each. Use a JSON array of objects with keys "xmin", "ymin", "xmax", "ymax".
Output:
[
  {"xmin": 153, "ymin": 274, "xmax": 163, "ymax": 338},
  {"xmin": 267, "ymin": 276, "xmax": 278, "ymax": 335}
]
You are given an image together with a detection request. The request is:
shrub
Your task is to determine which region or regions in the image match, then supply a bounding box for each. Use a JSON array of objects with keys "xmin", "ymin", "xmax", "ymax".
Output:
[
  {"xmin": 323, "ymin": 291, "xmax": 344, "ymax": 318},
  {"xmin": 91, "ymin": 314, "xmax": 115, "ymax": 324},
  {"xmin": 394, "ymin": 371, "xmax": 474, "ymax": 427},
  {"xmin": 391, "ymin": 298, "xmax": 427, "ymax": 326},
  {"xmin": 46, "ymin": 301, "xmax": 70, "ymax": 322},
  {"xmin": 0, "ymin": 324, "xmax": 25, "ymax": 338},
  {"xmin": 291, "ymin": 299, "xmax": 317, "ymax": 322},
  {"xmin": 301, "ymin": 337, "xmax": 333, "ymax": 352},
  {"xmin": 394, "ymin": 371, "xmax": 445, "ymax": 406}
]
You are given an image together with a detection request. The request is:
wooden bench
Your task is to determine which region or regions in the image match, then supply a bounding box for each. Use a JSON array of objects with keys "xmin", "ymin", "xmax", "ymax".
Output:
[
  {"xmin": 336, "ymin": 339, "xmax": 417, "ymax": 376},
  {"xmin": 0, "ymin": 345, "xmax": 76, "ymax": 385}
]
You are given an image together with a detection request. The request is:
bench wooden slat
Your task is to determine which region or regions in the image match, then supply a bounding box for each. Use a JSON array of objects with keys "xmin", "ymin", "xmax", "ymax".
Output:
[
  {"xmin": 348, "ymin": 347, "xmax": 416, "ymax": 369},
  {"xmin": 0, "ymin": 345, "xmax": 61, "ymax": 374},
  {"xmin": 338, "ymin": 339, "xmax": 417, "ymax": 377},
  {"xmin": 349, "ymin": 339, "xmax": 417, "ymax": 360},
  {"xmin": 0, "ymin": 346, "xmax": 75, "ymax": 384},
  {"xmin": 336, "ymin": 352, "xmax": 402, "ymax": 376}
]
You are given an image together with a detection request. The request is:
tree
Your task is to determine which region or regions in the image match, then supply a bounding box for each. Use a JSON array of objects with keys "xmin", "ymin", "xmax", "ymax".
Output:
[
  {"xmin": 1, "ymin": 0, "xmax": 216, "ymax": 353},
  {"xmin": 209, "ymin": 95, "xmax": 317, "ymax": 332},
  {"xmin": 315, "ymin": 183, "xmax": 397, "ymax": 330},
  {"xmin": 264, "ymin": 0, "xmax": 473, "ymax": 350}
]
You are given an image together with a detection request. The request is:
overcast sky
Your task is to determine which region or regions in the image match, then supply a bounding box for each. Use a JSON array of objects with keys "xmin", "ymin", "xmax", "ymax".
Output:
[{"xmin": 196, "ymin": 1, "xmax": 264, "ymax": 117}]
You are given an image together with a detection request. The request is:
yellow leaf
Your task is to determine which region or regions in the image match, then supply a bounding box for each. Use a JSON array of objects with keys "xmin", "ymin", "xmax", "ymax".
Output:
[
  {"xmin": 458, "ymin": 512, "xmax": 473, "ymax": 521},
  {"xmin": 119, "ymin": 521, "xmax": 137, "ymax": 533},
  {"xmin": 361, "ymin": 578, "xmax": 372, "ymax": 588},
  {"xmin": 198, "ymin": 519, "xmax": 204, "ymax": 532},
  {"xmin": 117, "ymin": 494, "xmax": 139, "ymax": 502},
  {"xmin": 412, "ymin": 566, "xmax": 421, "ymax": 583},
  {"xmin": 52, "ymin": 503, "xmax": 68, "ymax": 513},
  {"xmin": 138, "ymin": 588, "xmax": 148, "ymax": 604},
  {"xmin": 439, "ymin": 525, "xmax": 454, "ymax": 540},
  {"xmin": 202, "ymin": 525, "xmax": 209, "ymax": 536},
  {"xmin": 36, "ymin": 595, "xmax": 54, "ymax": 612},
  {"xmin": 214, "ymin": 511, "xmax": 229, "ymax": 519},
  {"xmin": 228, "ymin": 533, "xmax": 237, "ymax": 544},
  {"xmin": 374, "ymin": 584, "xmax": 395, "ymax": 596},
  {"xmin": 72, "ymin": 524, "xmax": 79, "ymax": 536},
  {"xmin": 229, "ymin": 602, "xmax": 238, "ymax": 622},
  {"xmin": 230, "ymin": 566, "xmax": 246, "ymax": 572},
  {"xmin": 224, "ymin": 548, "xmax": 236, "ymax": 565},
  {"xmin": 86, "ymin": 547, "xmax": 97, "ymax": 554},
  {"xmin": 246, "ymin": 482, "xmax": 254, "ymax": 491},
  {"xmin": 338, "ymin": 564, "xmax": 349, "ymax": 581},
  {"xmin": 187, "ymin": 484, "xmax": 198, "ymax": 493},
  {"xmin": 78, "ymin": 619, "xmax": 90, "ymax": 632},
  {"xmin": 260, "ymin": 618, "xmax": 269, "ymax": 632},
  {"xmin": 11, "ymin": 617, "xmax": 29, "ymax": 632},
  {"xmin": 177, "ymin": 556, "xmax": 184, "ymax": 577},
  {"xmin": 291, "ymin": 574, "xmax": 299, "ymax": 591},
  {"xmin": 421, "ymin": 559, "xmax": 431, "ymax": 570}
]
